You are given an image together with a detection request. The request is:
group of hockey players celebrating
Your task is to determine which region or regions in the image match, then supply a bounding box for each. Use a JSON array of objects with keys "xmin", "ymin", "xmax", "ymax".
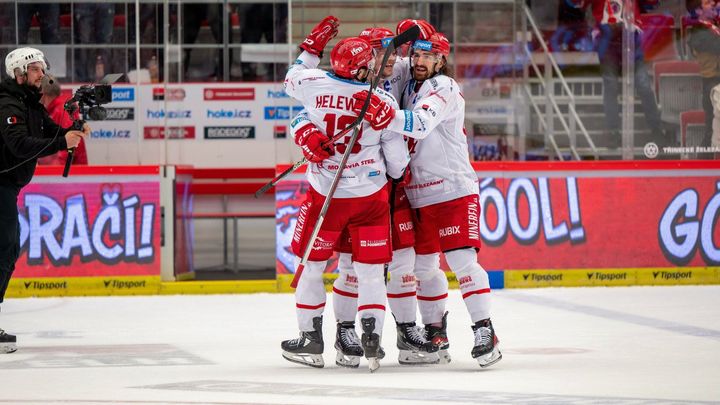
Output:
[{"xmin": 280, "ymin": 16, "xmax": 501, "ymax": 372}]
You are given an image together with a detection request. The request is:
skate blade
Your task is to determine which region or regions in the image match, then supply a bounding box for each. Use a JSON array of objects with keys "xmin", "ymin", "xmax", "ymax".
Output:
[
  {"xmin": 398, "ymin": 349, "xmax": 440, "ymax": 365},
  {"xmin": 335, "ymin": 352, "xmax": 361, "ymax": 368},
  {"xmin": 438, "ymin": 349, "xmax": 451, "ymax": 364},
  {"xmin": 0, "ymin": 343, "xmax": 17, "ymax": 354},
  {"xmin": 367, "ymin": 357, "xmax": 380, "ymax": 372},
  {"xmin": 476, "ymin": 347, "xmax": 502, "ymax": 368},
  {"xmin": 282, "ymin": 351, "xmax": 324, "ymax": 368}
]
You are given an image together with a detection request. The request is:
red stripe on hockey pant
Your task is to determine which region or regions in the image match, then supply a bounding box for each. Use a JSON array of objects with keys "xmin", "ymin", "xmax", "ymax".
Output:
[
  {"xmin": 387, "ymin": 291, "xmax": 417, "ymax": 298},
  {"xmin": 296, "ymin": 302, "xmax": 327, "ymax": 310},
  {"xmin": 358, "ymin": 304, "xmax": 386, "ymax": 311},
  {"xmin": 332, "ymin": 287, "xmax": 358, "ymax": 298},
  {"xmin": 462, "ymin": 288, "xmax": 491, "ymax": 299},
  {"xmin": 417, "ymin": 293, "xmax": 448, "ymax": 301}
]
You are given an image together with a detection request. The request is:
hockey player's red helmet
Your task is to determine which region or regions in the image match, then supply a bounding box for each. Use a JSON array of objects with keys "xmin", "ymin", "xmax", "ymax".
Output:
[
  {"xmin": 330, "ymin": 37, "xmax": 375, "ymax": 79},
  {"xmin": 413, "ymin": 31, "xmax": 450, "ymax": 57},
  {"xmin": 396, "ymin": 19, "xmax": 436, "ymax": 40},
  {"xmin": 358, "ymin": 27, "xmax": 394, "ymax": 50}
]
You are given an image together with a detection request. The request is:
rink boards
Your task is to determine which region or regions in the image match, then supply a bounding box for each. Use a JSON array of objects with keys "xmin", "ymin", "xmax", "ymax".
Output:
[{"xmin": 6, "ymin": 161, "xmax": 720, "ymax": 297}]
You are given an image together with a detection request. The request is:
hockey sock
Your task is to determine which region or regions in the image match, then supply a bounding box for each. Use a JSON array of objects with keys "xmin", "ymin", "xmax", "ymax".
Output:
[
  {"xmin": 354, "ymin": 262, "xmax": 387, "ymax": 337},
  {"xmin": 414, "ymin": 253, "xmax": 448, "ymax": 325},
  {"xmin": 387, "ymin": 247, "xmax": 417, "ymax": 323},
  {"xmin": 445, "ymin": 248, "xmax": 491, "ymax": 323},
  {"xmin": 295, "ymin": 258, "xmax": 327, "ymax": 331},
  {"xmin": 333, "ymin": 253, "xmax": 358, "ymax": 323}
]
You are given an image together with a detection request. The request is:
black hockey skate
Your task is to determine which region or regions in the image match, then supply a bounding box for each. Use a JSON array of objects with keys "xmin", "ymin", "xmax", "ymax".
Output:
[
  {"xmin": 471, "ymin": 318, "xmax": 502, "ymax": 368},
  {"xmin": 0, "ymin": 328, "xmax": 16, "ymax": 354},
  {"xmin": 360, "ymin": 317, "xmax": 381, "ymax": 372},
  {"xmin": 396, "ymin": 320, "xmax": 439, "ymax": 365},
  {"xmin": 425, "ymin": 311, "xmax": 451, "ymax": 364},
  {"xmin": 334, "ymin": 321, "xmax": 363, "ymax": 368},
  {"xmin": 281, "ymin": 316, "xmax": 324, "ymax": 368}
]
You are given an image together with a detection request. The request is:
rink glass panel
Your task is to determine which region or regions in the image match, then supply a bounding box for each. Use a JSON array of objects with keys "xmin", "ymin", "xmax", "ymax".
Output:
[{"xmin": 0, "ymin": 0, "xmax": 711, "ymax": 166}]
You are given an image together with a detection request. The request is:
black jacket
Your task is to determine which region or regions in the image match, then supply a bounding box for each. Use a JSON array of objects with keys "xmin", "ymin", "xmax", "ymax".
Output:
[{"xmin": 0, "ymin": 78, "xmax": 69, "ymax": 190}]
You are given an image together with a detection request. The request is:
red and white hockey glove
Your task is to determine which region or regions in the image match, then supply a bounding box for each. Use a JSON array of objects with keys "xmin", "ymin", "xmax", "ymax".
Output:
[
  {"xmin": 352, "ymin": 90, "xmax": 396, "ymax": 131},
  {"xmin": 299, "ymin": 16, "xmax": 340, "ymax": 57},
  {"xmin": 294, "ymin": 123, "xmax": 335, "ymax": 163}
]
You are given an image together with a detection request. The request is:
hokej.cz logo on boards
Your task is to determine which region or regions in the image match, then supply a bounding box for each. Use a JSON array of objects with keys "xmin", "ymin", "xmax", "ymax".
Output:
[
  {"xmin": 206, "ymin": 109, "xmax": 252, "ymax": 119},
  {"xmin": 111, "ymin": 88, "xmax": 135, "ymax": 102},
  {"xmin": 90, "ymin": 129, "xmax": 131, "ymax": 139},
  {"xmin": 204, "ymin": 126, "xmax": 255, "ymax": 139},
  {"xmin": 146, "ymin": 109, "xmax": 192, "ymax": 119},
  {"xmin": 204, "ymin": 87, "xmax": 255, "ymax": 100}
]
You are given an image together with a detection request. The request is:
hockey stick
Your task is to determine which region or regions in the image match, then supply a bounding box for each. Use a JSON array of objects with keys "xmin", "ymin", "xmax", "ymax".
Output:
[
  {"xmin": 254, "ymin": 24, "xmax": 421, "ymax": 199},
  {"xmin": 290, "ymin": 25, "xmax": 421, "ymax": 289}
]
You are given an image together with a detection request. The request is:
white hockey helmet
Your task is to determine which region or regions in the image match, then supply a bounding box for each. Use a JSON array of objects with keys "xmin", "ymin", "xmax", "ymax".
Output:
[{"xmin": 5, "ymin": 47, "xmax": 47, "ymax": 78}]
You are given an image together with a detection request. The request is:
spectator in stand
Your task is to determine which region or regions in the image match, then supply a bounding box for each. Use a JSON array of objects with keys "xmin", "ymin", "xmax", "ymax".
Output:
[
  {"xmin": 128, "ymin": 4, "xmax": 163, "ymax": 82},
  {"xmin": 569, "ymin": 0, "xmax": 668, "ymax": 149},
  {"xmin": 182, "ymin": 3, "xmax": 231, "ymax": 81},
  {"xmin": 17, "ymin": 3, "xmax": 60, "ymax": 44},
  {"xmin": 37, "ymin": 75, "xmax": 88, "ymax": 166},
  {"xmin": 237, "ymin": 3, "xmax": 288, "ymax": 81},
  {"xmin": 73, "ymin": 4, "xmax": 115, "ymax": 83},
  {"xmin": 686, "ymin": 0, "xmax": 720, "ymax": 157}
]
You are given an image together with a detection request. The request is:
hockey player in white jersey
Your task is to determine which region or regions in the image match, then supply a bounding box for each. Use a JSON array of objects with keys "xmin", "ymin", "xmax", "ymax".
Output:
[
  {"xmin": 351, "ymin": 31, "xmax": 502, "ymax": 368},
  {"xmin": 280, "ymin": 16, "xmax": 409, "ymax": 372},
  {"xmin": 321, "ymin": 25, "xmax": 438, "ymax": 367}
]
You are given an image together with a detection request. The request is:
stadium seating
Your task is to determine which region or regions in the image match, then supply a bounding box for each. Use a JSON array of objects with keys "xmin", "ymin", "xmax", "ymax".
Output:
[{"xmin": 653, "ymin": 60, "xmax": 702, "ymax": 125}]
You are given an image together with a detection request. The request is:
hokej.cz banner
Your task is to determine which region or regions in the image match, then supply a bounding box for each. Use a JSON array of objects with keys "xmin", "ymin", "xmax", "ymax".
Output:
[{"xmin": 276, "ymin": 164, "xmax": 720, "ymax": 276}]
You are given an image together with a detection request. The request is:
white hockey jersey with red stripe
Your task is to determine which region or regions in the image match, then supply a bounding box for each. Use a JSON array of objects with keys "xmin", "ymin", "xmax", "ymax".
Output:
[
  {"xmin": 284, "ymin": 51, "xmax": 409, "ymax": 198},
  {"xmin": 386, "ymin": 74, "xmax": 479, "ymax": 208}
]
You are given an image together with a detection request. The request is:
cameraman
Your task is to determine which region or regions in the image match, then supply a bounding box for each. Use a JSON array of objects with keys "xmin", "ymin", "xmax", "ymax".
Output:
[{"xmin": 0, "ymin": 47, "xmax": 88, "ymax": 354}]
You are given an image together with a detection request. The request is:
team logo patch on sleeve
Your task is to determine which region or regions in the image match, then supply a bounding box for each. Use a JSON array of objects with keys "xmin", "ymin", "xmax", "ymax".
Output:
[{"xmin": 6, "ymin": 116, "xmax": 18, "ymax": 125}]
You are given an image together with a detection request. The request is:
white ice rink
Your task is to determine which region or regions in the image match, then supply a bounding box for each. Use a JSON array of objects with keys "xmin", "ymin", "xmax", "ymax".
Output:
[{"xmin": 1, "ymin": 286, "xmax": 719, "ymax": 405}]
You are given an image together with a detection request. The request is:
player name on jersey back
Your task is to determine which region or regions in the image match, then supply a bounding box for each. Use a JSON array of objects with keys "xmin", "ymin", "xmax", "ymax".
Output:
[{"xmin": 315, "ymin": 95, "xmax": 357, "ymax": 112}]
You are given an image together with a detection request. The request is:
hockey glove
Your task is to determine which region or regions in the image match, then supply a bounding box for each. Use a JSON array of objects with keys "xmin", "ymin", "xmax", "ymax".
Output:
[
  {"xmin": 352, "ymin": 90, "xmax": 396, "ymax": 131},
  {"xmin": 299, "ymin": 16, "xmax": 340, "ymax": 57},
  {"xmin": 391, "ymin": 167, "xmax": 412, "ymax": 188},
  {"xmin": 295, "ymin": 123, "xmax": 335, "ymax": 163}
]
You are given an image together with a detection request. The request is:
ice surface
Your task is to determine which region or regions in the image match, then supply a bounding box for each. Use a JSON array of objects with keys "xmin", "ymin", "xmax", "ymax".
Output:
[{"xmin": 0, "ymin": 286, "xmax": 719, "ymax": 404}]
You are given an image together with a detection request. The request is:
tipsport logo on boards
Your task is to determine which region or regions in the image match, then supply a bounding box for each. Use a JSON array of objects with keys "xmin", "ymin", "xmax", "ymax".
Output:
[
  {"xmin": 264, "ymin": 106, "xmax": 303, "ymax": 120},
  {"xmin": 111, "ymin": 88, "xmax": 135, "ymax": 102}
]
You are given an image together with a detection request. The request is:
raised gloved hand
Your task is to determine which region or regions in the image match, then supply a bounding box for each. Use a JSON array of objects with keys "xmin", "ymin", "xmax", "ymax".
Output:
[
  {"xmin": 299, "ymin": 16, "xmax": 340, "ymax": 57},
  {"xmin": 351, "ymin": 90, "xmax": 396, "ymax": 131},
  {"xmin": 294, "ymin": 123, "xmax": 335, "ymax": 163}
]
